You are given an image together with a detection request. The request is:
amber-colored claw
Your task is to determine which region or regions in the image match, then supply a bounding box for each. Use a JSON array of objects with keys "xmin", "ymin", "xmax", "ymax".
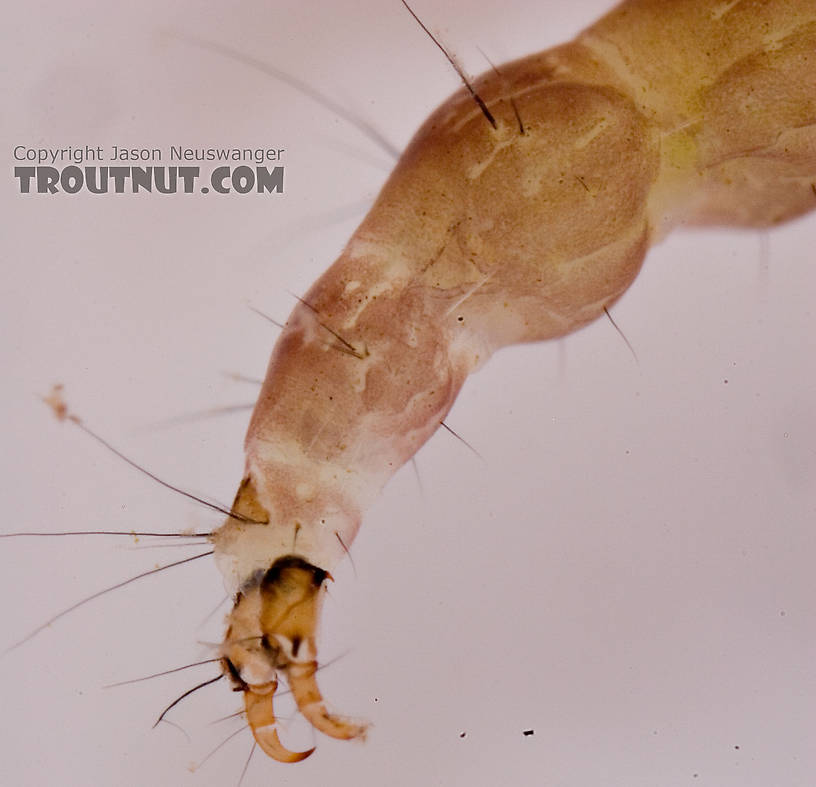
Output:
[
  {"xmin": 244, "ymin": 686, "xmax": 315, "ymax": 763},
  {"xmin": 223, "ymin": 556, "xmax": 369, "ymax": 761},
  {"xmin": 287, "ymin": 661, "xmax": 369, "ymax": 741}
]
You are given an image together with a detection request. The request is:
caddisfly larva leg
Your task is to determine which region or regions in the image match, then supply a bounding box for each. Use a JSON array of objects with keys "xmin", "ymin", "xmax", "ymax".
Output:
[
  {"xmin": 220, "ymin": 549, "xmax": 369, "ymax": 760},
  {"xmin": 286, "ymin": 661, "xmax": 369, "ymax": 741},
  {"xmin": 243, "ymin": 683, "xmax": 315, "ymax": 763}
]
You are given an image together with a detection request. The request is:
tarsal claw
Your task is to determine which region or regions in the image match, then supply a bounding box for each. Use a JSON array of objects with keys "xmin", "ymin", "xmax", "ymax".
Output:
[
  {"xmin": 287, "ymin": 660, "xmax": 369, "ymax": 741},
  {"xmin": 222, "ymin": 555, "xmax": 369, "ymax": 761},
  {"xmin": 244, "ymin": 686, "xmax": 315, "ymax": 763}
]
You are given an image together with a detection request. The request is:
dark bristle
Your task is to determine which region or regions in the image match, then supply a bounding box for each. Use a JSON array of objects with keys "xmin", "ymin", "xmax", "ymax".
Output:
[
  {"xmin": 73, "ymin": 419, "xmax": 259, "ymax": 523},
  {"xmin": 439, "ymin": 420, "xmax": 482, "ymax": 459},
  {"xmin": 400, "ymin": 0, "xmax": 497, "ymax": 129},
  {"xmin": 248, "ymin": 304, "xmax": 285, "ymax": 331},
  {"xmin": 6, "ymin": 550, "xmax": 214, "ymax": 652},
  {"xmin": 478, "ymin": 47, "xmax": 525, "ymax": 134},
  {"xmin": 603, "ymin": 306, "xmax": 639, "ymax": 364},
  {"xmin": 153, "ymin": 673, "xmax": 224, "ymax": 729},
  {"xmin": 105, "ymin": 657, "xmax": 223, "ymax": 689},
  {"xmin": 44, "ymin": 393, "xmax": 262, "ymax": 524},
  {"xmin": 289, "ymin": 291, "xmax": 368, "ymax": 359},
  {"xmin": 0, "ymin": 530, "xmax": 212, "ymax": 539},
  {"xmin": 335, "ymin": 531, "xmax": 356, "ymax": 576}
]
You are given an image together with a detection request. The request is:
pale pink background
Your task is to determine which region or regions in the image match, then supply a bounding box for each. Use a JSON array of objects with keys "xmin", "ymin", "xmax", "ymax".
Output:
[{"xmin": 1, "ymin": 1, "xmax": 814, "ymax": 785}]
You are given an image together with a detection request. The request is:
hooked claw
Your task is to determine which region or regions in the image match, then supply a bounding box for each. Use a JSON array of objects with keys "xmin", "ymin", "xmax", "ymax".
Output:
[
  {"xmin": 222, "ymin": 554, "xmax": 369, "ymax": 763},
  {"xmin": 244, "ymin": 684, "xmax": 315, "ymax": 763},
  {"xmin": 287, "ymin": 660, "xmax": 369, "ymax": 741}
]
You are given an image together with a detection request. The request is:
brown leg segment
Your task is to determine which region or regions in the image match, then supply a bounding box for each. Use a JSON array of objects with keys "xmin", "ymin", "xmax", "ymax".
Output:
[
  {"xmin": 244, "ymin": 684, "xmax": 315, "ymax": 763},
  {"xmin": 287, "ymin": 661, "xmax": 369, "ymax": 741}
]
